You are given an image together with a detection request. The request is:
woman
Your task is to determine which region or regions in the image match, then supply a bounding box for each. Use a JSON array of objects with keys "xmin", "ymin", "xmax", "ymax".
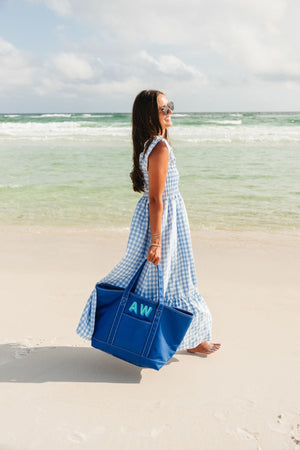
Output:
[{"xmin": 77, "ymin": 90, "xmax": 221, "ymax": 355}]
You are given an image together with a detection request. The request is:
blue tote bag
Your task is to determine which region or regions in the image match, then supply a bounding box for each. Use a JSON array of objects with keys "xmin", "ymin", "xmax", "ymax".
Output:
[{"xmin": 91, "ymin": 260, "xmax": 193, "ymax": 370}]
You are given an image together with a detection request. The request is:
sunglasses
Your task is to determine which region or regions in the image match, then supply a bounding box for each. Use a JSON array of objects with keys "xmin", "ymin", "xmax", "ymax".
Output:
[{"xmin": 160, "ymin": 101, "xmax": 174, "ymax": 115}]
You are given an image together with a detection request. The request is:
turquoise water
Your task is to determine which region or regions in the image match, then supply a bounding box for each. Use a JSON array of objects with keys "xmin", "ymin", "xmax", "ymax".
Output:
[{"xmin": 0, "ymin": 112, "xmax": 299, "ymax": 233}]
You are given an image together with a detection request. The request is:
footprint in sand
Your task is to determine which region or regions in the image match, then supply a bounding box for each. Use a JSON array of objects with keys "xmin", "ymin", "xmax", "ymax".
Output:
[
  {"xmin": 67, "ymin": 431, "xmax": 87, "ymax": 444},
  {"xmin": 269, "ymin": 412, "xmax": 300, "ymax": 447},
  {"xmin": 233, "ymin": 397, "xmax": 256, "ymax": 411},
  {"xmin": 226, "ymin": 426, "xmax": 260, "ymax": 442},
  {"xmin": 66, "ymin": 426, "xmax": 106, "ymax": 444},
  {"xmin": 140, "ymin": 399, "xmax": 168, "ymax": 415},
  {"xmin": 213, "ymin": 410, "xmax": 229, "ymax": 421},
  {"xmin": 14, "ymin": 346, "xmax": 34, "ymax": 359},
  {"xmin": 0, "ymin": 341, "xmax": 36, "ymax": 363},
  {"xmin": 213, "ymin": 400, "xmax": 260, "ymax": 447}
]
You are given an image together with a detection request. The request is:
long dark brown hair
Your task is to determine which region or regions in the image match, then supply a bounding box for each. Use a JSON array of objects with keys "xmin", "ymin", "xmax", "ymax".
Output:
[{"xmin": 130, "ymin": 89, "xmax": 168, "ymax": 192}]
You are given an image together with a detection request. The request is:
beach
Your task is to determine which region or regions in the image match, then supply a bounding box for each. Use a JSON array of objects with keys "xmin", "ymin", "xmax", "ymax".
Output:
[
  {"xmin": 1, "ymin": 225, "xmax": 299, "ymax": 449},
  {"xmin": 1, "ymin": 0, "xmax": 300, "ymax": 444}
]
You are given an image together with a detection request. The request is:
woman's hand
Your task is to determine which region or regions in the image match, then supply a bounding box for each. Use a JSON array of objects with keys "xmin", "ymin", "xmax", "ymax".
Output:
[{"xmin": 147, "ymin": 244, "xmax": 161, "ymax": 266}]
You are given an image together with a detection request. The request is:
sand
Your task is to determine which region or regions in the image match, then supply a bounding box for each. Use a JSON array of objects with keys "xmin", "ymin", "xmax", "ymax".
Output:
[{"xmin": 0, "ymin": 225, "xmax": 299, "ymax": 450}]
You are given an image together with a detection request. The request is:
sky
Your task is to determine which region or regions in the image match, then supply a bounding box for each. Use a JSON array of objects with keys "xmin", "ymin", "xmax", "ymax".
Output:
[{"xmin": 0, "ymin": 0, "xmax": 300, "ymax": 113}]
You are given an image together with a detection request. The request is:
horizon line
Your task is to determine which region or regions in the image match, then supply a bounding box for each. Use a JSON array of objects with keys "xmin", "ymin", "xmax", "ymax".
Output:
[{"xmin": 1, "ymin": 110, "xmax": 300, "ymax": 115}]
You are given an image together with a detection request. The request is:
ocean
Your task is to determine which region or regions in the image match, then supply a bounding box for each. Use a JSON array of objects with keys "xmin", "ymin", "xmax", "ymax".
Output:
[{"xmin": 0, "ymin": 112, "xmax": 299, "ymax": 233}]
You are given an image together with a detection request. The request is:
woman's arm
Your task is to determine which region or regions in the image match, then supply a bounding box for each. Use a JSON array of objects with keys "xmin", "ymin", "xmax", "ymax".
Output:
[{"xmin": 147, "ymin": 141, "xmax": 169, "ymax": 265}]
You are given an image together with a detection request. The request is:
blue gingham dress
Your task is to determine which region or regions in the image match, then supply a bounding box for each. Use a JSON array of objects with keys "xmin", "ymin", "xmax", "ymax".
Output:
[{"xmin": 76, "ymin": 135, "xmax": 212, "ymax": 350}]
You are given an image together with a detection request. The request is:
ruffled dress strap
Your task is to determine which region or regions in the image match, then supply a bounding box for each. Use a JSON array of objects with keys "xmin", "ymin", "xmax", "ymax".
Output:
[
  {"xmin": 140, "ymin": 135, "xmax": 171, "ymax": 172},
  {"xmin": 144, "ymin": 135, "xmax": 169, "ymax": 156}
]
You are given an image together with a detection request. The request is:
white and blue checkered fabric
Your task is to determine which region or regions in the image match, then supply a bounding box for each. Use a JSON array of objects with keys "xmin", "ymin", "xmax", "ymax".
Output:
[{"xmin": 76, "ymin": 135, "xmax": 212, "ymax": 350}]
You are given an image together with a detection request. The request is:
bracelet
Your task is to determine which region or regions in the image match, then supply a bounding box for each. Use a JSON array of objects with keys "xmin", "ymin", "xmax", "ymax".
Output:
[
  {"xmin": 151, "ymin": 233, "xmax": 161, "ymax": 238},
  {"xmin": 150, "ymin": 243, "xmax": 161, "ymax": 247}
]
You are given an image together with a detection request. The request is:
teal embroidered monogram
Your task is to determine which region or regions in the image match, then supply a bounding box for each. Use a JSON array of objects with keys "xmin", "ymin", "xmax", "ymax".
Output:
[{"xmin": 129, "ymin": 301, "xmax": 153, "ymax": 318}]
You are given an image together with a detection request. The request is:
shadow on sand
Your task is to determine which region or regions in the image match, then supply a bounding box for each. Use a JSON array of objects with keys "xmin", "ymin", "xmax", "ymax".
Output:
[{"xmin": 0, "ymin": 343, "xmax": 145, "ymax": 384}]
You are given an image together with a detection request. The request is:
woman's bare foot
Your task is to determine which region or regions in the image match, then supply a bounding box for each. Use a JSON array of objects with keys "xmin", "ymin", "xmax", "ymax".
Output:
[{"xmin": 187, "ymin": 341, "xmax": 221, "ymax": 355}]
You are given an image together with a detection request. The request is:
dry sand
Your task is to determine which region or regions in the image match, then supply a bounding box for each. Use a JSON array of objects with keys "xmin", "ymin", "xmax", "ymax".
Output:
[{"xmin": 0, "ymin": 225, "xmax": 299, "ymax": 450}]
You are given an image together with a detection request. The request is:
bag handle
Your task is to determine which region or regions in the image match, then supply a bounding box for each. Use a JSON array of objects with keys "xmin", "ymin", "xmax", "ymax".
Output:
[
  {"xmin": 141, "ymin": 263, "xmax": 164, "ymax": 357},
  {"xmin": 124, "ymin": 259, "xmax": 148, "ymax": 297},
  {"xmin": 107, "ymin": 259, "xmax": 164, "ymax": 345},
  {"xmin": 124, "ymin": 259, "xmax": 164, "ymax": 305}
]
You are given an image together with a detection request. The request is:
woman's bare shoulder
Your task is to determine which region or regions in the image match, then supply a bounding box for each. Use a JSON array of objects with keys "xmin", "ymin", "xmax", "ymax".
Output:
[
  {"xmin": 147, "ymin": 140, "xmax": 169, "ymax": 171},
  {"xmin": 150, "ymin": 139, "xmax": 169, "ymax": 155}
]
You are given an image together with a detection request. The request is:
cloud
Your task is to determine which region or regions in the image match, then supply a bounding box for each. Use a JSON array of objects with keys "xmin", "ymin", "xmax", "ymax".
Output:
[
  {"xmin": 1, "ymin": 0, "xmax": 300, "ymax": 111},
  {"xmin": 32, "ymin": 0, "xmax": 71, "ymax": 16},
  {"xmin": 138, "ymin": 51, "xmax": 206, "ymax": 82},
  {"xmin": 34, "ymin": 0, "xmax": 300, "ymax": 84},
  {"xmin": 0, "ymin": 36, "xmax": 99, "ymax": 99},
  {"xmin": 209, "ymin": 3, "xmax": 300, "ymax": 82},
  {"xmin": 52, "ymin": 52, "xmax": 94, "ymax": 80},
  {"xmin": 0, "ymin": 37, "xmax": 35, "ymax": 93}
]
